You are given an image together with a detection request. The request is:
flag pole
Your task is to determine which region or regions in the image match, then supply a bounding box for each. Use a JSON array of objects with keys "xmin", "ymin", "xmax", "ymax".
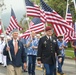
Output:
[
  {"xmin": 0, "ymin": 11, "xmax": 12, "ymax": 62},
  {"xmin": 75, "ymin": 21, "xmax": 76, "ymax": 67},
  {"xmin": 73, "ymin": 0, "xmax": 76, "ymax": 12},
  {"xmin": 5, "ymin": 5, "xmax": 12, "ymax": 61},
  {"xmin": 24, "ymin": 0, "xmax": 32, "ymax": 39},
  {"xmin": 0, "ymin": 1, "xmax": 12, "ymax": 61},
  {"xmin": 65, "ymin": 0, "xmax": 69, "ymax": 20},
  {"xmin": 40, "ymin": 1, "xmax": 46, "ymax": 34},
  {"xmin": 64, "ymin": 0, "xmax": 69, "ymax": 41},
  {"xmin": 0, "ymin": 6, "xmax": 5, "ymax": 35},
  {"xmin": 34, "ymin": 0, "xmax": 36, "ymax": 4}
]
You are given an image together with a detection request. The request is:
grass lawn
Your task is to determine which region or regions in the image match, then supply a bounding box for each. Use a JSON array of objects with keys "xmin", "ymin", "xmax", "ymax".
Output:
[
  {"xmin": 66, "ymin": 47, "xmax": 73, "ymax": 50},
  {"xmin": 65, "ymin": 50, "xmax": 75, "ymax": 58},
  {"xmin": 65, "ymin": 47, "xmax": 75, "ymax": 58}
]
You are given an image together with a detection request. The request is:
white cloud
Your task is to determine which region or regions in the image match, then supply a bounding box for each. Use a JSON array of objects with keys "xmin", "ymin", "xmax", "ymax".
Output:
[
  {"xmin": 1, "ymin": 0, "xmax": 26, "ymax": 27},
  {"xmin": 4, "ymin": 0, "xmax": 26, "ymax": 12}
]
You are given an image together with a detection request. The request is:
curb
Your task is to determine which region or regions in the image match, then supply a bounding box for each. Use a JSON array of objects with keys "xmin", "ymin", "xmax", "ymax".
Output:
[
  {"xmin": 65, "ymin": 56, "xmax": 73, "ymax": 59},
  {"xmin": 36, "ymin": 67, "xmax": 66, "ymax": 75}
]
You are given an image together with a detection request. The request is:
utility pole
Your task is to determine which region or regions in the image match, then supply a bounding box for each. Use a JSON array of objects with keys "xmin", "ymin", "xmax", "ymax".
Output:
[{"xmin": 0, "ymin": 0, "xmax": 6, "ymax": 33}]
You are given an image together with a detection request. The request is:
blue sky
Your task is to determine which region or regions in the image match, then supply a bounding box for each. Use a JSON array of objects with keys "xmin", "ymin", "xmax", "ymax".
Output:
[{"xmin": 1, "ymin": 0, "xmax": 26, "ymax": 28}]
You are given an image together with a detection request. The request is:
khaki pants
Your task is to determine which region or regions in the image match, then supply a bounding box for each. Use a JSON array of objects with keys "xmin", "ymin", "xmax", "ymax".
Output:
[{"xmin": 7, "ymin": 65, "xmax": 22, "ymax": 75}]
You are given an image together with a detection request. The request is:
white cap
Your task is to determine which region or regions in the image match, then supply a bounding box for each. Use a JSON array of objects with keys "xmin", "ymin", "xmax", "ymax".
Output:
[
  {"xmin": 41, "ymin": 32, "xmax": 44, "ymax": 35},
  {"xmin": 0, "ymin": 34, "xmax": 5, "ymax": 37},
  {"xmin": 6, "ymin": 35, "xmax": 11, "ymax": 40},
  {"xmin": 37, "ymin": 34, "xmax": 40, "ymax": 36}
]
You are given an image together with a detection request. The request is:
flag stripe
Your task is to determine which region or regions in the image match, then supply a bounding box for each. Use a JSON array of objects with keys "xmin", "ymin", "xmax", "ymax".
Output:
[
  {"xmin": 40, "ymin": 0, "xmax": 73, "ymax": 30},
  {"xmin": 6, "ymin": 8, "xmax": 23, "ymax": 35},
  {"xmin": 22, "ymin": 17, "xmax": 45, "ymax": 37},
  {"xmin": 25, "ymin": 0, "xmax": 40, "ymax": 17}
]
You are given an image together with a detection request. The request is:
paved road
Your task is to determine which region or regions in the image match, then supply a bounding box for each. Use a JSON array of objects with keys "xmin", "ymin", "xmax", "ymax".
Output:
[
  {"xmin": 62, "ymin": 59, "xmax": 76, "ymax": 75},
  {"xmin": 0, "ymin": 59, "xmax": 76, "ymax": 75}
]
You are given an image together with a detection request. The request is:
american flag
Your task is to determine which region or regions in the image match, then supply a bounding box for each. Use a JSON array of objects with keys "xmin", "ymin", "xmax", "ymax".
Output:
[
  {"xmin": 6, "ymin": 8, "xmax": 23, "ymax": 35},
  {"xmin": 40, "ymin": 9, "xmax": 47, "ymax": 23},
  {"xmin": 40, "ymin": 0, "xmax": 73, "ymax": 30},
  {"xmin": 53, "ymin": 22, "xmax": 70, "ymax": 42},
  {"xmin": 21, "ymin": 17, "xmax": 45, "ymax": 38},
  {"xmin": 66, "ymin": 7, "xmax": 73, "ymax": 27},
  {"xmin": 74, "ymin": 22, "xmax": 76, "ymax": 32},
  {"xmin": 25, "ymin": 0, "xmax": 40, "ymax": 17},
  {"xmin": 71, "ymin": 22, "xmax": 76, "ymax": 40},
  {"xmin": 53, "ymin": 24, "xmax": 66, "ymax": 36},
  {"xmin": 40, "ymin": 0, "xmax": 73, "ymax": 42},
  {"xmin": 65, "ymin": 6, "xmax": 73, "ymax": 40},
  {"xmin": 0, "ymin": 21, "xmax": 2, "ymax": 34}
]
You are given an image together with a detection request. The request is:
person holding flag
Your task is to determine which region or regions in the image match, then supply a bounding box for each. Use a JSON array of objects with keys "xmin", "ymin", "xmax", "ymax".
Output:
[
  {"xmin": 3, "ymin": 29, "xmax": 27, "ymax": 75},
  {"xmin": 26, "ymin": 31, "xmax": 39, "ymax": 75},
  {"xmin": 57, "ymin": 35, "xmax": 68, "ymax": 75}
]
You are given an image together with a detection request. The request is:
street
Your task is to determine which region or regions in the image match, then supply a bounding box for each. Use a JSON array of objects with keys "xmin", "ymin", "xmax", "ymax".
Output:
[
  {"xmin": 0, "ymin": 59, "xmax": 76, "ymax": 75},
  {"xmin": 62, "ymin": 59, "xmax": 76, "ymax": 75}
]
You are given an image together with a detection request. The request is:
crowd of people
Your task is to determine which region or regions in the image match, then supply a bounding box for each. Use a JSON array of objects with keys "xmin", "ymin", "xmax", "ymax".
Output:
[{"xmin": 0, "ymin": 26, "xmax": 76, "ymax": 75}]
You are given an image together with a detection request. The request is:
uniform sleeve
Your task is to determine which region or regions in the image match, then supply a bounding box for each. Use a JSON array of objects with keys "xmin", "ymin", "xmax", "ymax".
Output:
[
  {"xmin": 21, "ymin": 42, "xmax": 26, "ymax": 63},
  {"xmin": 55, "ymin": 40, "xmax": 62, "ymax": 58},
  {"xmin": 37, "ymin": 38, "xmax": 43, "ymax": 61}
]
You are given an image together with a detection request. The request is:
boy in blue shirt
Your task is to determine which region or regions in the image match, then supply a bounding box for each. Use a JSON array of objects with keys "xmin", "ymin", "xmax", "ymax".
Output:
[{"xmin": 57, "ymin": 35, "xmax": 67, "ymax": 75}]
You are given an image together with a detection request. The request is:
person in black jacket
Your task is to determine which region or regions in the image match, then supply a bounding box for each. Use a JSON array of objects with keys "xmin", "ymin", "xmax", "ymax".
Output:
[
  {"xmin": 37, "ymin": 26, "xmax": 62, "ymax": 75},
  {"xmin": 3, "ymin": 29, "xmax": 27, "ymax": 75}
]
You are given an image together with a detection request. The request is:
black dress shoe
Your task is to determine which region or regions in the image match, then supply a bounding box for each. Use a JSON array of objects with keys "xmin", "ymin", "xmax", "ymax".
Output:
[
  {"xmin": 24, "ymin": 70, "xmax": 28, "ymax": 72},
  {"xmin": 0, "ymin": 63, "xmax": 3, "ymax": 65},
  {"xmin": 4, "ymin": 66, "xmax": 7, "ymax": 67}
]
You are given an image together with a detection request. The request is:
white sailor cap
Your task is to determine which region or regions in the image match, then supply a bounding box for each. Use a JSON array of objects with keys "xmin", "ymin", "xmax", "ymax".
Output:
[
  {"xmin": 6, "ymin": 35, "xmax": 11, "ymax": 39},
  {"xmin": 37, "ymin": 34, "xmax": 40, "ymax": 36},
  {"xmin": 41, "ymin": 32, "xmax": 44, "ymax": 35},
  {"xmin": 0, "ymin": 34, "xmax": 5, "ymax": 37}
]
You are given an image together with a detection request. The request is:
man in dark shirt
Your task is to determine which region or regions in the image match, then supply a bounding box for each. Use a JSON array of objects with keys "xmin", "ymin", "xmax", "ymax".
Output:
[{"xmin": 37, "ymin": 26, "xmax": 62, "ymax": 75}]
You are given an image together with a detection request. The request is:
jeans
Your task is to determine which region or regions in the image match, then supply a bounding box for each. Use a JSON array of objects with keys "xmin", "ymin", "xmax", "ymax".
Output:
[
  {"xmin": 44, "ymin": 64, "xmax": 55, "ymax": 75},
  {"xmin": 58, "ymin": 56, "xmax": 65, "ymax": 73},
  {"xmin": 28, "ymin": 55, "xmax": 36, "ymax": 75}
]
